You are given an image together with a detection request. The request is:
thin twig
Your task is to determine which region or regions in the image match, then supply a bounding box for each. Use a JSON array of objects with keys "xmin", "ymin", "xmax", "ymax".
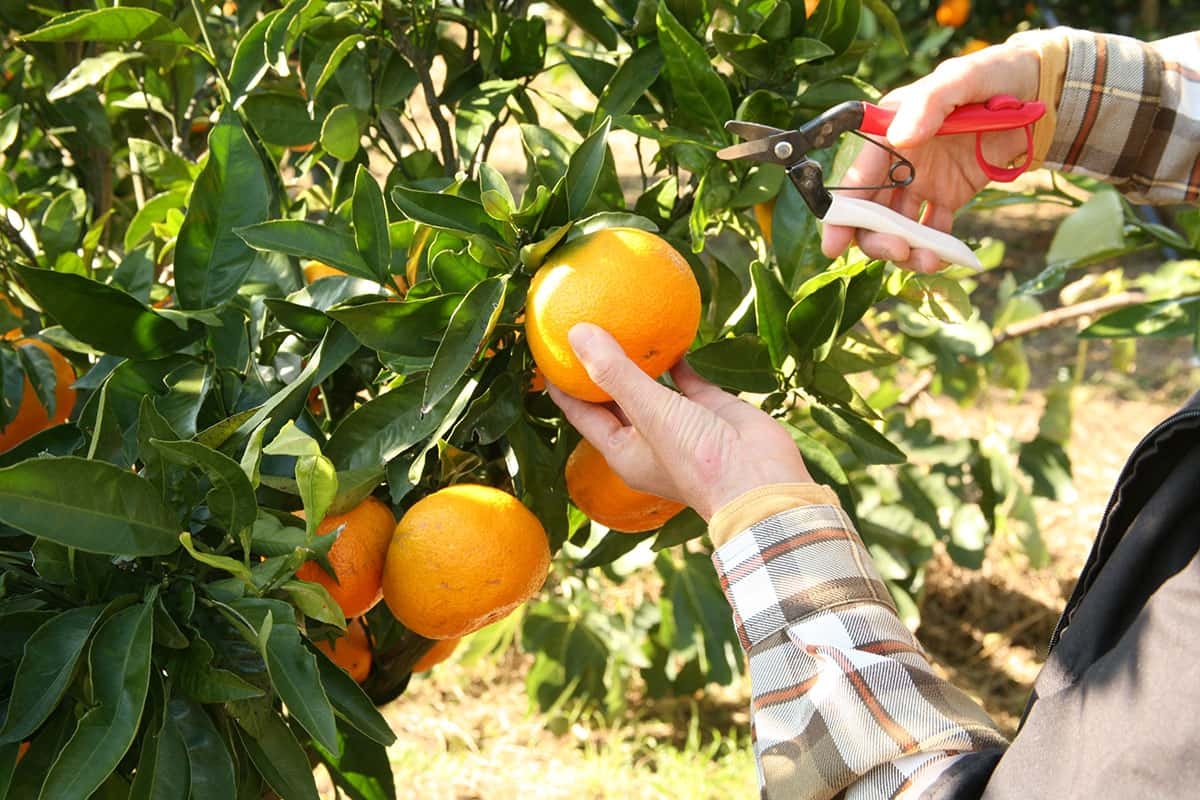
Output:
[
  {"xmin": 384, "ymin": 4, "xmax": 457, "ymax": 176},
  {"xmin": 0, "ymin": 215, "xmax": 40, "ymax": 268},
  {"xmin": 993, "ymin": 291, "xmax": 1148, "ymax": 344}
]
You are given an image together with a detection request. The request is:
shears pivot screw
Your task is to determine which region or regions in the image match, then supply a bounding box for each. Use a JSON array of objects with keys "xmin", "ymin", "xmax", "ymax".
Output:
[{"xmin": 773, "ymin": 142, "xmax": 794, "ymax": 160}]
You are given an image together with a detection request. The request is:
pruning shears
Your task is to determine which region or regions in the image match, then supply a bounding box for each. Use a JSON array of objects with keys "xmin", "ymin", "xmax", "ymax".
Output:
[{"xmin": 717, "ymin": 95, "xmax": 1046, "ymax": 270}]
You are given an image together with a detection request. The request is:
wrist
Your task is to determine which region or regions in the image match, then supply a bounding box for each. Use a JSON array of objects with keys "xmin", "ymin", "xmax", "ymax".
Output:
[{"xmin": 708, "ymin": 483, "xmax": 842, "ymax": 548}]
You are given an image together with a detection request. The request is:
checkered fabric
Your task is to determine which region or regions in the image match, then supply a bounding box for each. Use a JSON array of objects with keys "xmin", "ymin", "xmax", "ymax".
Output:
[
  {"xmin": 712, "ymin": 504, "xmax": 1008, "ymax": 800},
  {"xmin": 1045, "ymin": 29, "xmax": 1200, "ymax": 203}
]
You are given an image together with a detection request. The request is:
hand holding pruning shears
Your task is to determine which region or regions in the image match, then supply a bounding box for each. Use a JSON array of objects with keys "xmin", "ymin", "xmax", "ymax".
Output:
[{"xmin": 719, "ymin": 46, "xmax": 1045, "ymax": 272}]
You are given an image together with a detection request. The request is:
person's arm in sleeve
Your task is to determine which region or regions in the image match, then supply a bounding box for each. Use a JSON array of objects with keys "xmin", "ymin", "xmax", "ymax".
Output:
[
  {"xmin": 549, "ymin": 324, "xmax": 1007, "ymax": 800},
  {"xmin": 708, "ymin": 486, "xmax": 1006, "ymax": 799}
]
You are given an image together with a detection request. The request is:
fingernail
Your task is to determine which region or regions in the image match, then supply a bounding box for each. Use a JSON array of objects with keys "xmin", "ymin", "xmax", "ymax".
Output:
[{"xmin": 568, "ymin": 323, "xmax": 597, "ymax": 360}]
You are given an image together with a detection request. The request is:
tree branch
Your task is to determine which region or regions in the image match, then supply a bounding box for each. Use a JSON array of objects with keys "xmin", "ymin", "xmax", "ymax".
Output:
[{"xmin": 993, "ymin": 291, "xmax": 1148, "ymax": 345}]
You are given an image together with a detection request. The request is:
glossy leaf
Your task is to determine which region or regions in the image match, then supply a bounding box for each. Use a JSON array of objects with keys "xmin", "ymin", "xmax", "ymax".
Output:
[
  {"xmin": 1080, "ymin": 297, "xmax": 1200, "ymax": 339},
  {"xmin": 353, "ymin": 166, "xmax": 391, "ymax": 282},
  {"xmin": 237, "ymin": 219, "xmax": 372, "ymax": 280},
  {"xmin": 21, "ymin": 7, "xmax": 193, "ymax": 45},
  {"xmin": 128, "ymin": 706, "xmax": 189, "ymax": 800},
  {"xmin": 311, "ymin": 725, "xmax": 396, "ymax": 800},
  {"xmin": 596, "ymin": 45, "xmax": 662, "ymax": 121},
  {"xmin": 175, "ymin": 112, "xmax": 273, "ymax": 309},
  {"xmin": 423, "ymin": 276, "xmax": 506, "ymax": 412},
  {"xmin": 152, "ymin": 439, "xmax": 257, "ymax": 546},
  {"xmin": 577, "ymin": 529, "xmax": 654, "ymax": 569},
  {"xmin": 321, "ymin": 104, "xmax": 362, "ymax": 161},
  {"xmin": 305, "ymin": 35, "xmax": 365, "ymax": 113},
  {"xmin": 47, "ymin": 51, "xmax": 142, "ymax": 102},
  {"xmin": 810, "ymin": 404, "xmax": 906, "ymax": 465},
  {"xmin": 751, "ymin": 262, "xmax": 795, "ymax": 368},
  {"xmin": 311, "ymin": 646, "xmax": 397, "ymax": 745},
  {"xmin": 232, "ymin": 702, "xmax": 320, "ymax": 800},
  {"xmin": 168, "ymin": 697, "xmax": 237, "ymax": 800},
  {"xmin": 390, "ymin": 186, "xmax": 506, "ymax": 243},
  {"xmin": 0, "ymin": 458, "xmax": 180, "ymax": 556},
  {"xmin": 656, "ymin": 2, "xmax": 732, "ymax": 137},
  {"xmin": 324, "ymin": 377, "xmax": 463, "ymax": 471},
  {"xmin": 0, "ymin": 605, "xmax": 104, "ymax": 745},
  {"xmin": 686, "ymin": 335, "xmax": 778, "ymax": 393},
  {"xmin": 263, "ymin": 620, "xmax": 339, "ymax": 752},
  {"xmin": 787, "ymin": 277, "xmax": 846, "ymax": 361},
  {"xmin": 565, "ymin": 117, "xmax": 612, "ymax": 218},
  {"xmin": 40, "ymin": 598, "xmax": 155, "ymax": 800},
  {"xmin": 327, "ymin": 294, "xmax": 458, "ymax": 355},
  {"xmin": 547, "ymin": 0, "xmax": 619, "ymax": 48}
]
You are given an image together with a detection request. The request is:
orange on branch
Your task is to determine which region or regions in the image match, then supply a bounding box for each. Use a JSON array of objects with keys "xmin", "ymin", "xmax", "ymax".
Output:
[
  {"xmin": 413, "ymin": 636, "xmax": 461, "ymax": 672},
  {"xmin": 303, "ymin": 261, "xmax": 346, "ymax": 283},
  {"xmin": 382, "ymin": 484, "xmax": 550, "ymax": 640},
  {"xmin": 960, "ymin": 38, "xmax": 990, "ymax": 54},
  {"xmin": 753, "ymin": 198, "xmax": 776, "ymax": 247},
  {"xmin": 566, "ymin": 439, "xmax": 685, "ymax": 533},
  {"xmin": 0, "ymin": 339, "xmax": 76, "ymax": 454},
  {"xmin": 524, "ymin": 227, "xmax": 701, "ymax": 403},
  {"xmin": 936, "ymin": 0, "xmax": 970, "ymax": 27},
  {"xmin": 295, "ymin": 496, "xmax": 396, "ymax": 618},
  {"xmin": 316, "ymin": 618, "xmax": 372, "ymax": 683}
]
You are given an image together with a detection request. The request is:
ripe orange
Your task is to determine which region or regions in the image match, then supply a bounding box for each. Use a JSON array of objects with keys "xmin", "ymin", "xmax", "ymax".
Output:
[
  {"xmin": 753, "ymin": 198, "xmax": 776, "ymax": 247},
  {"xmin": 936, "ymin": 0, "xmax": 970, "ymax": 27},
  {"xmin": 295, "ymin": 496, "xmax": 396, "ymax": 619},
  {"xmin": 960, "ymin": 38, "xmax": 990, "ymax": 55},
  {"xmin": 382, "ymin": 484, "xmax": 550, "ymax": 640},
  {"xmin": 17, "ymin": 741, "xmax": 29, "ymax": 762},
  {"xmin": 303, "ymin": 261, "xmax": 346, "ymax": 283},
  {"xmin": 565, "ymin": 439, "xmax": 685, "ymax": 533},
  {"xmin": 524, "ymin": 227, "xmax": 701, "ymax": 403},
  {"xmin": 316, "ymin": 617, "xmax": 371, "ymax": 683},
  {"xmin": 412, "ymin": 636, "xmax": 461, "ymax": 672},
  {"xmin": 0, "ymin": 339, "xmax": 76, "ymax": 454}
]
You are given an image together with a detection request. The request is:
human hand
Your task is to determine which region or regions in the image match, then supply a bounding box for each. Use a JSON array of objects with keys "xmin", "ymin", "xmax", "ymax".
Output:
[
  {"xmin": 547, "ymin": 323, "xmax": 813, "ymax": 521},
  {"xmin": 821, "ymin": 42, "xmax": 1042, "ymax": 272}
]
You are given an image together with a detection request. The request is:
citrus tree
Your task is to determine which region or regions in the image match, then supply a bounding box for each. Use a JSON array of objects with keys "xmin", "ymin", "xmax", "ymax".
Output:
[{"xmin": 3, "ymin": 0, "xmax": 1200, "ymax": 796}]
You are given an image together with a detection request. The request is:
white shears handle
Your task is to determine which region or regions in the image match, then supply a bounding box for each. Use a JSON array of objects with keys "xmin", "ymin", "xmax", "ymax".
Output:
[{"xmin": 823, "ymin": 194, "xmax": 982, "ymax": 271}]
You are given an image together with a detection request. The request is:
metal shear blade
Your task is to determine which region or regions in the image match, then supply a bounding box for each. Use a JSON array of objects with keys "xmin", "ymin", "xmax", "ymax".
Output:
[{"xmin": 716, "ymin": 121, "xmax": 809, "ymax": 165}]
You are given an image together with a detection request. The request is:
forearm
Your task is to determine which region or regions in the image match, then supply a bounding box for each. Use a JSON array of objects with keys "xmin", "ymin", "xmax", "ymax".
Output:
[
  {"xmin": 711, "ymin": 488, "xmax": 1007, "ymax": 800},
  {"xmin": 1014, "ymin": 27, "xmax": 1200, "ymax": 204}
]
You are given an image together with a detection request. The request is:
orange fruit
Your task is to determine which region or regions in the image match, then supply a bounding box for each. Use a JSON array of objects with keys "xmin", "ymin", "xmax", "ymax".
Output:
[
  {"xmin": 753, "ymin": 198, "xmax": 776, "ymax": 247},
  {"xmin": 524, "ymin": 227, "xmax": 701, "ymax": 403},
  {"xmin": 413, "ymin": 636, "xmax": 460, "ymax": 672},
  {"xmin": 936, "ymin": 0, "xmax": 970, "ymax": 27},
  {"xmin": 805, "ymin": 0, "xmax": 820, "ymax": 18},
  {"xmin": 17, "ymin": 741, "xmax": 29, "ymax": 762},
  {"xmin": 382, "ymin": 484, "xmax": 550, "ymax": 640},
  {"xmin": 565, "ymin": 439, "xmax": 685, "ymax": 533},
  {"xmin": 303, "ymin": 261, "xmax": 346, "ymax": 283},
  {"xmin": 295, "ymin": 496, "xmax": 396, "ymax": 618},
  {"xmin": 960, "ymin": 38, "xmax": 990, "ymax": 55},
  {"xmin": 0, "ymin": 339, "xmax": 76, "ymax": 454},
  {"xmin": 316, "ymin": 617, "xmax": 371, "ymax": 683},
  {"xmin": 290, "ymin": 141, "xmax": 316, "ymax": 154}
]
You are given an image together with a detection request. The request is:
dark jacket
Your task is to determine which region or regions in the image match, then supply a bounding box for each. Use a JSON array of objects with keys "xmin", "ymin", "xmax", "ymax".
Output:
[{"xmin": 930, "ymin": 391, "xmax": 1200, "ymax": 797}]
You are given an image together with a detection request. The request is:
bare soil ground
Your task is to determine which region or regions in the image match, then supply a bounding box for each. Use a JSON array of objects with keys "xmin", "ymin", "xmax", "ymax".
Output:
[{"xmin": 372, "ymin": 175, "xmax": 1197, "ymax": 795}]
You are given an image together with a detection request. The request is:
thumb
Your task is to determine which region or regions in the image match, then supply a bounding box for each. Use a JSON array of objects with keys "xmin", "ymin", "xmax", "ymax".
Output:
[{"xmin": 568, "ymin": 323, "xmax": 678, "ymax": 436}]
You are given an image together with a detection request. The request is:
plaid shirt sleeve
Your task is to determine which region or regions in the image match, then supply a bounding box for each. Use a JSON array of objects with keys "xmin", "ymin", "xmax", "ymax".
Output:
[
  {"xmin": 1043, "ymin": 28, "xmax": 1200, "ymax": 203},
  {"xmin": 711, "ymin": 499, "xmax": 1008, "ymax": 800}
]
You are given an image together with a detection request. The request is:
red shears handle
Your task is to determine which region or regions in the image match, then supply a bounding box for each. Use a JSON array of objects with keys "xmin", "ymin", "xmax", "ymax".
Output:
[{"xmin": 859, "ymin": 95, "xmax": 1046, "ymax": 182}]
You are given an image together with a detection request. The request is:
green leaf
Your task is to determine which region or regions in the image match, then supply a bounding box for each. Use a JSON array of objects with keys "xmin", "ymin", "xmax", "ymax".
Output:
[
  {"xmin": 656, "ymin": 2, "xmax": 732, "ymax": 136},
  {"xmin": 280, "ymin": 580, "xmax": 345, "ymax": 628},
  {"xmin": 16, "ymin": 266, "xmax": 204, "ymax": 359},
  {"xmin": 175, "ymin": 112, "xmax": 273, "ymax": 309},
  {"xmin": 168, "ymin": 697, "xmax": 237, "ymax": 800},
  {"xmin": 305, "ymin": 34, "xmax": 366, "ymax": 113},
  {"xmin": 390, "ymin": 186, "xmax": 506, "ymax": 244},
  {"xmin": 0, "ymin": 106, "xmax": 20, "ymax": 154},
  {"xmin": 21, "ymin": 7, "xmax": 193, "ymax": 45},
  {"xmin": 311, "ymin": 725, "xmax": 396, "ymax": 800},
  {"xmin": 1046, "ymin": 190, "xmax": 1127, "ymax": 269},
  {"xmin": 237, "ymin": 220, "xmax": 372, "ymax": 280},
  {"xmin": 328, "ymin": 295, "xmax": 458, "ymax": 356},
  {"xmin": 323, "ymin": 379, "xmax": 458, "ymax": 471},
  {"xmin": 263, "ymin": 620, "xmax": 339, "ymax": 752},
  {"xmin": 152, "ymin": 439, "xmax": 258, "ymax": 544},
  {"xmin": 751, "ymin": 262, "xmax": 794, "ymax": 368},
  {"xmin": 1080, "ymin": 297, "xmax": 1200, "ymax": 339},
  {"xmin": 180, "ymin": 533, "xmax": 255, "ymax": 584},
  {"xmin": 947, "ymin": 504, "xmax": 990, "ymax": 569},
  {"xmin": 547, "ymin": 0, "xmax": 619, "ymax": 48},
  {"xmin": 651, "ymin": 508, "xmax": 707, "ymax": 550},
  {"xmin": 565, "ymin": 117, "xmax": 612, "ymax": 218},
  {"xmin": 862, "ymin": 0, "xmax": 908, "ymax": 53},
  {"xmin": 686, "ymin": 335, "xmax": 778, "ymax": 393},
  {"xmin": 129, "ymin": 704, "xmax": 190, "ymax": 800},
  {"xmin": 321, "ymin": 104, "xmax": 363, "ymax": 162},
  {"xmin": 0, "ymin": 458, "xmax": 180, "ymax": 556},
  {"xmin": 423, "ymin": 276, "xmax": 506, "ymax": 412},
  {"xmin": 1019, "ymin": 436, "xmax": 1076, "ymax": 502},
  {"xmin": 809, "ymin": 0, "xmax": 862, "ymax": 56},
  {"xmin": 577, "ymin": 529, "xmax": 654, "ymax": 569},
  {"xmin": 0, "ymin": 605, "xmax": 104, "ymax": 745},
  {"xmin": 39, "ymin": 597, "xmax": 155, "ymax": 800},
  {"xmin": 596, "ymin": 44, "xmax": 663, "ymax": 121},
  {"xmin": 838, "ymin": 260, "xmax": 885, "ymax": 334},
  {"xmin": 810, "ymin": 404, "xmax": 906, "ymax": 465},
  {"xmin": 787, "ymin": 277, "xmax": 846, "ymax": 360},
  {"xmin": 227, "ymin": 11, "xmax": 275, "ymax": 106},
  {"xmin": 311, "ymin": 646, "xmax": 397, "ymax": 746},
  {"xmin": 47, "ymin": 51, "xmax": 142, "ymax": 102},
  {"xmin": 174, "ymin": 638, "xmax": 264, "ymax": 704},
  {"xmin": 231, "ymin": 702, "xmax": 320, "ymax": 800},
  {"xmin": 783, "ymin": 421, "xmax": 848, "ymax": 486},
  {"xmin": 353, "ymin": 166, "xmax": 391, "ymax": 283}
]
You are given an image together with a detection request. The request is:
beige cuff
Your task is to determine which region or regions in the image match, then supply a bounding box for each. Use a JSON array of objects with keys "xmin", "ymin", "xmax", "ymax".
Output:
[
  {"xmin": 1006, "ymin": 28, "xmax": 1070, "ymax": 168},
  {"xmin": 708, "ymin": 483, "xmax": 843, "ymax": 548}
]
